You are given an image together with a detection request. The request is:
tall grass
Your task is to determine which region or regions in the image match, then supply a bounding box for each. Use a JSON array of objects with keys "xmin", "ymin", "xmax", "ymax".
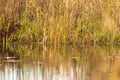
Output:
[{"xmin": 0, "ymin": 0, "xmax": 120, "ymax": 44}]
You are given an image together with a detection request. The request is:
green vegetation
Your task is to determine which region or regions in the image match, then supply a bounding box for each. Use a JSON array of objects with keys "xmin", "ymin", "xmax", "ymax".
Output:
[{"xmin": 0, "ymin": 0, "xmax": 120, "ymax": 44}]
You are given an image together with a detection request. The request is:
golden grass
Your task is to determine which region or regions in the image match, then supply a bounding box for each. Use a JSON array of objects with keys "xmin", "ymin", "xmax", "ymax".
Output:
[{"xmin": 0, "ymin": 0, "xmax": 120, "ymax": 44}]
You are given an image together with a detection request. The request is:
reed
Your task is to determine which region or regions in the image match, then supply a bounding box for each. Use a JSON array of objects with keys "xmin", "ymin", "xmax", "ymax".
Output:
[{"xmin": 0, "ymin": 0, "xmax": 120, "ymax": 44}]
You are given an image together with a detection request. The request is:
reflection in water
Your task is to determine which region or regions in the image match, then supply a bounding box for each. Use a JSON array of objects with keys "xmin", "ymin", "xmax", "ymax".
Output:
[{"xmin": 0, "ymin": 44, "xmax": 120, "ymax": 80}]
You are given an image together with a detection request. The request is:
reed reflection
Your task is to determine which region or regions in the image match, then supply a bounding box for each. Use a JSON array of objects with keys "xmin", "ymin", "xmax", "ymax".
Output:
[{"xmin": 0, "ymin": 45, "xmax": 120, "ymax": 80}]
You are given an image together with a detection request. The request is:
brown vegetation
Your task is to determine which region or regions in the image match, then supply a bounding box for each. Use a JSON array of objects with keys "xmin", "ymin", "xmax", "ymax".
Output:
[{"xmin": 0, "ymin": 0, "xmax": 120, "ymax": 44}]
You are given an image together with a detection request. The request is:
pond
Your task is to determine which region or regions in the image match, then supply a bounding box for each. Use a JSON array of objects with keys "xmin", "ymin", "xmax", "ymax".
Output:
[{"xmin": 0, "ymin": 44, "xmax": 120, "ymax": 80}]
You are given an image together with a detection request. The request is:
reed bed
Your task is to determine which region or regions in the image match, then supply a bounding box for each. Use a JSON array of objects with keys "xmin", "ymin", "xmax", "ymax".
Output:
[{"xmin": 0, "ymin": 0, "xmax": 120, "ymax": 44}]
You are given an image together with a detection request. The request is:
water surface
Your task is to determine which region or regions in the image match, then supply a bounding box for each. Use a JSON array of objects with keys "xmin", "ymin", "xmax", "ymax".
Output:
[{"xmin": 0, "ymin": 44, "xmax": 120, "ymax": 80}]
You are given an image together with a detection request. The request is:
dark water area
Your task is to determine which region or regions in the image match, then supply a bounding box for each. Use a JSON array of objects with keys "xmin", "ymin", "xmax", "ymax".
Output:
[{"xmin": 0, "ymin": 44, "xmax": 120, "ymax": 80}]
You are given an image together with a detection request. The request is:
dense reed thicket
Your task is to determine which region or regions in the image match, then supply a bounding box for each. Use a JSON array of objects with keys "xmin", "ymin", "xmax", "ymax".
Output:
[{"xmin": 0, "ymin": 0, "xmax": 120, "ymax": 44}]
